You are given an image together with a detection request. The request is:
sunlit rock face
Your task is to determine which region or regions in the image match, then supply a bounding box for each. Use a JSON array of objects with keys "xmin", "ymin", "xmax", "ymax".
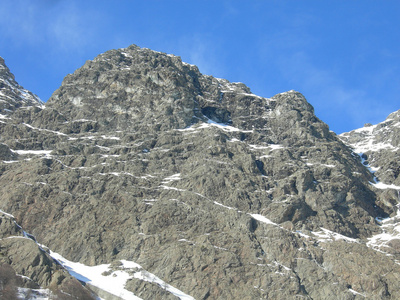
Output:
[
  {"xmin": 0, "ymin": 56, "xmax": 43, "ymax": 115},
  {"xmin": 1, "ymin": 45, "xmax": 400, "ymax": 299}
]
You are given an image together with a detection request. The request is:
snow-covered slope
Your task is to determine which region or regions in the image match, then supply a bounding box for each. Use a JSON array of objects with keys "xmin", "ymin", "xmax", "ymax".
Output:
[
  {"xmin": 340, "ymin": 110, "xmax": 400, "ymax": 154},
  {"xmin": 340, "ymin": 110, "xmax": 400, "ymax": 192},
  {"xmin": 340, "ymin": 109, "xmax": 400, "ymax": 256}
]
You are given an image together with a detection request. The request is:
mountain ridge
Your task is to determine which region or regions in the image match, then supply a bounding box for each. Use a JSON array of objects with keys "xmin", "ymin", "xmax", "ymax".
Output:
[{"xmin": 1, "ymin": 45, "xmax": 400, "ymax": 299}]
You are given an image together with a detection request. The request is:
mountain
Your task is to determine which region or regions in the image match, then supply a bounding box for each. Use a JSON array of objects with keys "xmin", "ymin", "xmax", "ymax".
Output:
[
  {"xmin": 340, "ymin": 110, "xmax": 400, "ymax": 190},
  {"xmin": 0, "ymin": 45, "xmax": 400, "ymax": 299},
  {"xmin": 0, "ymin": 56, "xmax": 43, "ymax": 114},
  {"xmin": 340, "ymin": 111, "xmax": 400, "ymax": 256}
]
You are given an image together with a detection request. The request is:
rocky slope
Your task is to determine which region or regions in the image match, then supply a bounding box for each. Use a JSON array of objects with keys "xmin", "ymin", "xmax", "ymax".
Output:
[
  {"xmin": 340, "ymin": 111, "xmax": 400, "ymax": 256},
  {"xmin": 0, "ymin": 45, "xmax": 400, "ymax": 299},
  {"xmin": 340, "ymin": 110, "xmax": 400, "ymax": 189},
  {"xmin": 0, "ymin": 210, "xmax": 96, "ymax": 299},
  {"xmin": 0, "ymin": 56, "xmax": 43, "ymax": 115}
]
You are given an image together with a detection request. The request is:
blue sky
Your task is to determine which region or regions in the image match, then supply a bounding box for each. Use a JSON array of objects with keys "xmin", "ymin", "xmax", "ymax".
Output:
[{"xmin": 0, "ymin": 0, "xmax": 399, "ymax": 133}]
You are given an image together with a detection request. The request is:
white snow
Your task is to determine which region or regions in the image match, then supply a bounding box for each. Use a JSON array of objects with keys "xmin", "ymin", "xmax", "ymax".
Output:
[
  {"xmin": 17, "ymin": 288, "xmax": 52, "ymax": 300},
  {"xmin": 248, "ymin": 144, "xmax": 271, "ymax": 150},
  {"xmin": 101, "ymin": 135, "xmax": 121, "ymax": 140},
  {"xmin": 178, "ymin": 238, "xmax": 195, "ymax": 245},
  {"xmin": 367, "ymin": 210, "xmax": 400, "ymax": 254},
  {"xmin": 162, "ymin": 173, "xmax": 181, "ymax": 183},
  {"xmin": 238, "ymin": 92, "xmax": 264, "ymax": 99},
  {"xmin": 50, "ymin": 251, "xmax": 142, "ymax": 300},
  {"xmin": 160, "ymin": 185, "xmax": 186, "ymax": 192},
  {"xmin": 353, "ymin": 125, "xmax": 376, "ymax": 134},
  {"xmin": 214, "ymin": 201, "xmax": 236, "ymax": 210},
  {"xmin": 23, "ymin": 123, "xmax": 67, "ymax": 136},
  {"xmin": 177, "ymin": 120, "xmax": 252, "ymax": 134},
  {"xmin": 369, "ymin": 181, "xmax": 400, "ymax": 190},
  {"xmin": 12, "ymin": 149, "xmax": 52, "ymax": 156},
  {"xmin": 213, "ymin": 245, "xmax": 228, "ymax": 251},
  {"xmin": 120, "ymin": 51, "xmax": 132, "ymax": 58},
  {"xmin": 64, "ymin": 119, "xmax": 95, "ymax": 123},
  {"xmin": 354, "ymin": 141, "xmax": 396, "ymax": 154},
  {"xmin": 268, "ymin": 144, "xmax": 285, "ymax": 151},
  {"xmin": 120, "ymin": 260, "xmax": 142, "ymax": 269},
  {"xmin": 349, "ymin": 288, "xmax": 366, "ymax": 297},
  {"xmin": 340, "ymin": 121, "xmax": 398, "ymax": 154},
  {"xmin": 312, "ymin": 228, "xmax": 358, "ymax": 243},
  {"xmin": 133, "ymin": 271, "xmax": 195, "ymax": 300},
  {"xmin": 49, "ymin": 234, "xmax": 195, "ymax": 300},
  {"xmin": 322, "ymin": 164, "xmax": 335, "ymax": 168},
  {"xmin": 272, "ymin": 261, "xmax": 291, "ymax": 271},
  {"xmin": 0, "ymin": 209, "xmax": 15, "ymax": 218},
  {"xmin": 206, "ymin": 120, "xmax": 251, "ymax": 132},
  {"xmin": 306, "ymin": 162, "xmax": 335, "ymax": 168},
  {"xmin": 295, "ymin": 231, "xmax": 312, "ymax": 239},
  {"xmin": 250, "ymin": 214, "xmax": 279, "ymax": 226},
  {"xmin": 51, "ymin": 252, "xmax": 194, "ymax": 300},
  {"xmin": 143, "ymin": 199, "xmax": 157, "ymax": 203}
]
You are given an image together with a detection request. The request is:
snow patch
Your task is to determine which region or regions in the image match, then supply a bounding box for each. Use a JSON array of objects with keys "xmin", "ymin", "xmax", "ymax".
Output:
[
  {"xmin": 160, "ymin": 185, "xmax": 186, "ymax": 192},
  {"xmin": 0, "ymin": 209, "xmax": 15, "ymax": 218},
  {"xmin": 17, "ymin": 288, "xmax": 52, "ymax": 300},
  {"xmin": 349, "ymin": 288, "xmax": 366, "ymax": 297},
  {"xmin": 12, "ymin": 149, "xmax": 52, "ymax": 156},
  {"xmin": 250, "ymin": 214, "xmax": 279, "ymax": 226},
  {"xmin": 23, "ymin": 123, "xmax": 67, "ymax": 136},
  {"xmin": 367, "ymin": 210, "xmax": 400, "ymax": 254},
  {"xmin": 49, "ymin": 252, "xmax": 195, "ymax": 300},
  {"xmin": 369, "ymin": 181, "xmax": 400, "ymax": 190},
  {"xmin": 177, "ymin": 120, "xmax": 252, "ymax": 134},
  {"xmin": 50, "ymin": 252, "xmax": 142, "ymax": 300},
  {"xmin": 214, "ymin": 201, "xmax": 236, "ymax": 210},
  {"xmin": 133, "ymin": 271, "xmax": 195, "ymax": 300},
  {"xmin": 312, "ymin": 228, "xmax": 358, "ymax": 243},
  {"xmin": 162, "ymin": 173, "xmax": 181, "ymax": 183}
]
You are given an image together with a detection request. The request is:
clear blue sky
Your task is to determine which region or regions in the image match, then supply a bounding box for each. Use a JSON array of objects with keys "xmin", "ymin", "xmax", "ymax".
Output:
[{"xmin": 1, "ymin": 0, "xmax": 399, "ymax": 133}]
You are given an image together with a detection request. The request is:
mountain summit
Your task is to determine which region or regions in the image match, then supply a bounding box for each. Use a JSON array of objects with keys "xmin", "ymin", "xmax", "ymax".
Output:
[
  {"xmin": 1, "ymin": 45, "xmax": 400, "ymax": 299},
  {"xmin": 0, "ymin": 56, "xmax": 43, "ymax": 114}
]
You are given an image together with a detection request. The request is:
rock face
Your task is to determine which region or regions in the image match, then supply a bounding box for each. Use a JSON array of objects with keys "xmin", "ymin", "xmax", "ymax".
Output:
[
  {"xmin": 0, "ymin": 56, "xmax": 43, "ymax": 115},
  {"xmin": 0, "ymin": 46, "xmax": 400, "ymax": 299},
  {"xmin": 0, "ymin": 211, "xmax": 96, "ymax": 299},
  {"xmin": 340, "ymin": 110, "xmax": 400, "ymax": 188},
  {"xmin": 340, "ymin": 111, "xmax": 400, "ymax": 258},
  {"xmin": 340, "ymin": 110, "xmax": 400, "ymax": 216}
]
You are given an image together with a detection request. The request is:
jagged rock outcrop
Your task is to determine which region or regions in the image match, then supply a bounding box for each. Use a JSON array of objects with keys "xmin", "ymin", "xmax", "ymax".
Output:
[
  {"xmin": 1, "ymin": 46, "xmax": 400, "ymax": 299},
  {"xmin": 340, "ymin": 110, "xmax": 400, "ymax": 186},
  {"xmin": 340, "ymin": 111, "xmax": 400, "ymax": 259},
  {"xmin": 0, "ymin": 211, "xmax": 96, "ymax": 299},
  {"xmin": 340, "ymin": 110, "xmax": 400, "ymax": 214},
  {"xmin": 0, "ymin": 56, "xmax": 43, "ymax": 115}
]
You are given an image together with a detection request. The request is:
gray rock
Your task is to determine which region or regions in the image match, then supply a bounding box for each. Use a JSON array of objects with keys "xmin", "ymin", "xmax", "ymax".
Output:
[{"xmin": 0, "ymin": 212, "xmax": 96, "ymax": 299}]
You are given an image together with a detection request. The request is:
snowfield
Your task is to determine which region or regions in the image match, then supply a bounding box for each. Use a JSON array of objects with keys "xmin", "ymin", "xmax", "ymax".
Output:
[{"xmin": 50, "ymin": 252, "xmax": 195, "ymax": 300}]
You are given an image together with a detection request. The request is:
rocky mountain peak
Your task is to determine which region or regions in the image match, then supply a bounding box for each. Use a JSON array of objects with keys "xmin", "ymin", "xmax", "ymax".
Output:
[
  {"xmin": 47, "ymin": 44, "xmax": 206, "ymax": 131},
  {"xmin": 46, "ymin": 44, "xmax": 332, "ymax": 148},
  {"xmin": 1, "ymin": 45, "xmax": 400, "ymax": 299},
  {"xmin": 0, "ymin": 56, "xmax": 13, "ymax": 75},
  {"xmin": 0, "ymin": 57, "xmax": 43, "ymax": 115},
  {"xmin": 340, "ymin": 109, "xmax": 400, "ymax": 196}
]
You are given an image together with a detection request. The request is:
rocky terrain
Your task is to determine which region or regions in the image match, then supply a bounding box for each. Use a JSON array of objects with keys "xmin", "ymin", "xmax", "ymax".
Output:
[{"xmin": 1, "ymin": 44, "xmax": 400, "ymax": 299}]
